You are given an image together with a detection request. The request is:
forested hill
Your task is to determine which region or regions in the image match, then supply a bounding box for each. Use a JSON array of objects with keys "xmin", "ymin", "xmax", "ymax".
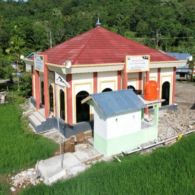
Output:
[{"xmin": 0, "ymin": 0, "xmax": 194, "ymax": 64}]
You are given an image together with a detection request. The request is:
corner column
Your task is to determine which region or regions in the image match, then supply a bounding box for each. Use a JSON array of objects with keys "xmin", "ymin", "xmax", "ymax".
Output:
[
  {"xmin": 34, "ymin": 70, "xmax": 40, "ymax": 110},
  {"xmin": 31, "ymin": 66, "xmax": 35, "ymax": 98},
  {"xmin": 172, "ymin": 67, "xmax": 176, "ymax": 104},
  {"xmin": 93, "ymin": 72, "xmax": 97, "ymax": 93},
  {"xmin": 157, "ymin": 68, "xmax": 161, "ymax": 99},
  {"xmin": 117, "ymin": 71, "xmax": 122, "ymax": 90},
  {"xmin": 43, "ymin": 55, "xmax": 49, "ymax": 118},
  {"xmin": 123, "ymin": 64, "xmax": 128, "ymax": 89},
  {"xmin": 66, "ymin": 74, "xmax": 73, "ymax": 125},
  {"xmin": 146, "ymin": 71, "xmax": 149, "ymax": 82},
  {"xmin": 144, "ymin": 71, "xmax": 150, "ymax": 115},
  {"xmin": 138, "ymin": 72, "xmax": 142, "ymax": 91}
]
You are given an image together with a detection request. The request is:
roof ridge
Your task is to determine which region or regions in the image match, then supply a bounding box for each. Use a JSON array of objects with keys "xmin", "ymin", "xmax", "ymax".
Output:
[
  {"xmin": 72, "ymin": 27, "xmax": 97, "ymax": 64},
  {"xmin": 42, "ymin": 28, "xmax": 94, "ymax": 58}
]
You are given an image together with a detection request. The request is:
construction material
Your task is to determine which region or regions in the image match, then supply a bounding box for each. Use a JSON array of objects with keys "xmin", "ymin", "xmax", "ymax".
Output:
[{"xmin": 123, "ymin": 129, "xmax": 195, "ymax": 156}]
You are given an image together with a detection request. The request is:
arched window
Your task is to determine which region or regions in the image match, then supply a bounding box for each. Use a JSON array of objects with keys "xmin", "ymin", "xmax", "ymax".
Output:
[
  {"xmin": 60, "ymin": 89, "xmax": 65, "ymax": 120},
  {"xmin": 76, "ymin": 91, "xmax": 90, "ymax": 123},
  {"xmin": 127, "ymin": 85, "xmax": 136, "ymax": 92},
  {"xmin": 162, "ymin": 82, "xmax": 170, "ymax": 106},
  {"xmin": 49, "ymin": 85, "xmax": 54, "ymax": 112},
  {"xmin": 41, "ymin": 81, "xmax": 44, "ymax": 105},
  {"xmin": 102, "ymin": 88, "xmax": 112, "ymax": 92}
]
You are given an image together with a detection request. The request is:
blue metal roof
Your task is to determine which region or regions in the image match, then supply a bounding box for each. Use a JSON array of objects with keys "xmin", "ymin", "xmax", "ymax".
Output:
[
  {"xmin": 166, "ymin": 52, "xmax": 192, "ymax": 60},
  {"xmin": 90, "ymin": 90, "xmax": 145, "ymax": 118}
]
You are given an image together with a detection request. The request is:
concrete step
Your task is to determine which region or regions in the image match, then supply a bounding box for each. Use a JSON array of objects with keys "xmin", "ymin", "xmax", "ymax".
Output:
[
  {"xmin": 29, "ymin": 114, "xmax": 42, "ymax": 127},
  {"xmin": 39, "ymin": 108, "xmax": 45, "ymax": 117},
  {"xmin": 33, "ymin": 111, "xmax": 46, "ymax": 123}
]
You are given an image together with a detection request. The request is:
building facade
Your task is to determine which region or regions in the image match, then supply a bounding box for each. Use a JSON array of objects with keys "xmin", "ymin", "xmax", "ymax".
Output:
[{"xmin": 25, "ymin": 26, "xmax": 181, "ymax": 126}]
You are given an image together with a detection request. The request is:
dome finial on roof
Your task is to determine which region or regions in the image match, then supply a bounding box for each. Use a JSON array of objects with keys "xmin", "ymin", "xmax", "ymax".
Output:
[{"xmin": 96, "ymin": 18, "xmax": 101, "ymax": 26}]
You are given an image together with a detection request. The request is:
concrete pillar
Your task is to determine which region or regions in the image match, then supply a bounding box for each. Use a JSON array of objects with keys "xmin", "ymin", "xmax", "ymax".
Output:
[
  {"xmin": 146, "ymin": 71, "xmax": 149, "ymax": 82},
  {"xmin": 144, "ymin": 71, "xmax": 150, "ymax": 115},
  {"xmin": 31, "ymin": 66, "xmax": 35, "ymax": 98},
  {"xmin": 66, "ymin": 74, "xmax": 73, "ymax": 125},
  {"xmin": 123, "ymin": 64, "xmax": 128, "ymax": 89},
  {"xmin": 138, "ymin": 72, "xmax": 142, "ymax": 92},
  {"xmin": 93, "ymin": 72, "xmax": 97, "ymax": 93},
  {"xmin": 43, "ymin": 55, "xmax": 49, "ymax": 118},
  {"xmin": 172, "ymin": 67, "xmax": 176, "ymax": 104},
  {"xmin": 157, "ymin": 68, "xmax": 161, "ymax": 99},
  {"xmin": 117, "ymin": 71, "xmax": 122, "ymax": 90},
  {"xmin": 34, "ymin": 70, "xmax": 40, "ymax": 110}
]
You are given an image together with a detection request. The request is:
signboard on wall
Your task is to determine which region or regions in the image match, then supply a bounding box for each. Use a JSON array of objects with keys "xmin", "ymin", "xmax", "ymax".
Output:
[
  {"xmin": 34, "ymin": 54, "xmax": 44, "ymax": 72},
  {"xmin": 126, "ymin": 55, "xmax": 150, "ymax": 72},
  {"xmin": 55, "ymin": 72, "xmax": 70, "ymax": 88}
]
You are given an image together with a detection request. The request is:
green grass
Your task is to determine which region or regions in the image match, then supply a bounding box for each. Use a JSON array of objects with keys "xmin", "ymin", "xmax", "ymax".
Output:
[
  {"xmin": 0, "ymin": 96, "xmax": 58, "ymax": 174},
  {"xmin": 22, "ymin": 134, "xmax": 195, "ymax": 195},
  {"xmin": 0, "ymin": 183, "xmax": 9, "ymax": 195}
]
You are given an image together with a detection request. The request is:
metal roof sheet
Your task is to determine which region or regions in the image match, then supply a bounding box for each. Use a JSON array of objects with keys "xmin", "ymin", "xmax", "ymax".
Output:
[
  {"xmin": 166, "ymin": 52, "xmax": 192, "ymax": 60},
  {"xmin": 90, "ymin": 90, "xmax": 145, "ymax": 118}
]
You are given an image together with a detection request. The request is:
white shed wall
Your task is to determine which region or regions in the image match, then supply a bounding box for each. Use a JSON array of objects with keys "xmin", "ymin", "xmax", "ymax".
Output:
[
  {"xmin": 94, "ymin": 109, "xmax": 141, "ymax": 140},
  {"xmin": 106, "ymin": 111, "xmax": 141, "ymax": 139}
]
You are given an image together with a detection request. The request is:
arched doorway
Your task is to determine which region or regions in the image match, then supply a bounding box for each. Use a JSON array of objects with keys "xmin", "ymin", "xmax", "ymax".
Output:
[
  {"xmin": 162, "ymin": 81, "xmax": 170, "ymax": 106},
  {"xmin": 76, "ymin": 91, "xmax": 90, "ymax": 123},
  {"xmin": 102, "ymin": 88, "xmax": 112, "ymax": 92},
  {"xmin": 127, "ymin": 85, "xmax": 136, "ymax": 93},
  {"xmin": 59, "ymin": 89, "xmax": 65, "ymax": 120},
  {"xmin": 41, "ymin": 81, "xmax": 44, "ymax": 105},
  {"xmin": 49, "ymin": 85, "xmax": 54, "ymax": 112}
]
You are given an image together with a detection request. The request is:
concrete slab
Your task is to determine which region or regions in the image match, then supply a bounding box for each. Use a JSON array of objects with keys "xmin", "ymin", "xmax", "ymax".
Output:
[
  {"xmin": 62, "ymin": 153, "xmax": 81, "ymax": 169},
  {"xmin": 36, "ymin": 153, "xmax": 86, "ymax": 185}
]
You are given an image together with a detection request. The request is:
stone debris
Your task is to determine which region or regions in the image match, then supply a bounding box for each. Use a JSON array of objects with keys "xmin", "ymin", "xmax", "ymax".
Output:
[
  {"xmin": 10, "ymin": 168, "xmax": 41, "ymax": 190},
  {"xmin": 10, "ymin": 186, "xmax": 16, "ymax": 192},
  {"xmin": 158, "ymin": 82, "xmax": 195, "ymax": 140},
  {"xmin": 36, "ymin": 143, "xmax": 102, "ymax": 185},
  {"xmin": 158, "ymin": 105, "xmax": 195, "ymax": 140}
]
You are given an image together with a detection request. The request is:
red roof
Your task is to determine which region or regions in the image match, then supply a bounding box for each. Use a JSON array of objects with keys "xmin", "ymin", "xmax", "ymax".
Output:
[{"xmin": 42, "ymin": 26, "xmax": 176, "ymax": 65}]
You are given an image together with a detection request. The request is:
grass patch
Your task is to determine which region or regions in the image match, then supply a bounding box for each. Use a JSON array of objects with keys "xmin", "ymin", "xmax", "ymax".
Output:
[
  {"xmin": 0, "ymin": 95, "xmax": 58, "ymax": 174},
  {"xmin": 0, "ymin": 183, "xmax": 9, "ymax": 195},
  {"xmin": 22, "ymin": 134, "xmax": 195, "ymax": 195}
]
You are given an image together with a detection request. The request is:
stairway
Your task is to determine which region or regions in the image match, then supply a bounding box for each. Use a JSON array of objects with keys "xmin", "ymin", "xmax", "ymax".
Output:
[{"xmin": 28, "ymin": 109, "xmax": 57, "ymax": 133}]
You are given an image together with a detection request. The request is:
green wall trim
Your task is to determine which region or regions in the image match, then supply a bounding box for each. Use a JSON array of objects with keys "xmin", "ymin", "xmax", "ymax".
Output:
[{"xmin": 94, "ymin": 126, "xmax": 158, "ymax": 156}]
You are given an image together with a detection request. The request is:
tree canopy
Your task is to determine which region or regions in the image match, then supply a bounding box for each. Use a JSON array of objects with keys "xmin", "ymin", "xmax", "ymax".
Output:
[{"xmin": 0, "ymin": 0, "xmax": 194, "ymax": 78}]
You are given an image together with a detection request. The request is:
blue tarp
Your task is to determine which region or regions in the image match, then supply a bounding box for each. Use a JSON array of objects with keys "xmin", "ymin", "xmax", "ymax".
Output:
[{"xmin": 89, "ymin": 90, "xmax": 145, "ymax": 119}]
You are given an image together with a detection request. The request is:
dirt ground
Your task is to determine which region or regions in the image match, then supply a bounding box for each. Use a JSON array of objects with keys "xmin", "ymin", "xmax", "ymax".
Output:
[{"xmin": 158, "ymin": 81, "xmax": 195, "ymax": 140}]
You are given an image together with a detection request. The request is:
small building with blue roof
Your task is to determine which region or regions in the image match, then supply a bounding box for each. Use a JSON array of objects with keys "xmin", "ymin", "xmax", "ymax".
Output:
[
  {"xmin": 83, "ymin": 89, "xmax": 160, "ymax": 156},
  {"xmin": 166, "ymin": 52, "xmax": 193, "ymax": 80}
]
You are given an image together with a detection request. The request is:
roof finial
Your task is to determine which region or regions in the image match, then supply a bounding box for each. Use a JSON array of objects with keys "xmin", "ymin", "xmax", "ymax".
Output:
[{"xmin": 96, "ymin": 18, "xmax": 101, "ymax": 27}]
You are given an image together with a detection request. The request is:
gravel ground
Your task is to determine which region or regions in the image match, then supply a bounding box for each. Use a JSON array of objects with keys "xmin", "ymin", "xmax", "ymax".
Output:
[{"xmin": 158, "ymin": 81, "xmax": 195, "ymax": 140}]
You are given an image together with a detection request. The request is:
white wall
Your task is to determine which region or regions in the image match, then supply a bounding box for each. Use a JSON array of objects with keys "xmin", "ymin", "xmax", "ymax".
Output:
[
  {"xmin": 72, "ymin": 73, "xmax": 93, "ymax": 123},
  {"xmin": 160, "ymin": 67, "xmax": 173, "ymax": 104},
  {"xmin": 94, "ymin": 109, "xmax": 107, "ymax": 138},
  {"xmin": 127, "ymin": 73, "xmax": 139, "ymax": 90},
  {"xmin": 107, "ymin": 111, "xmax": 141, "ymax": 139},
  {"xmin": 149, "ymin": 68, "xmax": 158, "ymax": 81},
  {"xmin": 97, "ymin": 71, "xmax": 117, "ymax": 92},
  {"xmin": 94, "ymin": 109, "xmax": 142, "ymax": 140}
]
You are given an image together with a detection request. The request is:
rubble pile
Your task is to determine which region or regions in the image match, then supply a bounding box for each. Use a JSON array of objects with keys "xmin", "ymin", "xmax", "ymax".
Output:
[
  {"xmin": 10, "ymin": 168, "xmax": 42, "ymax": 191},
  {"xmin": 159, "ymin": 105, "xmax": 195, "ymax": 140}
]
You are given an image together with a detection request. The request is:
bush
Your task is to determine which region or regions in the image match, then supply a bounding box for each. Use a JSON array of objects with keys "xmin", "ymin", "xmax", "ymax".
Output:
[{"xmin": 18, "ymin": 73, "xmax": 32, "ymax": 97}]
